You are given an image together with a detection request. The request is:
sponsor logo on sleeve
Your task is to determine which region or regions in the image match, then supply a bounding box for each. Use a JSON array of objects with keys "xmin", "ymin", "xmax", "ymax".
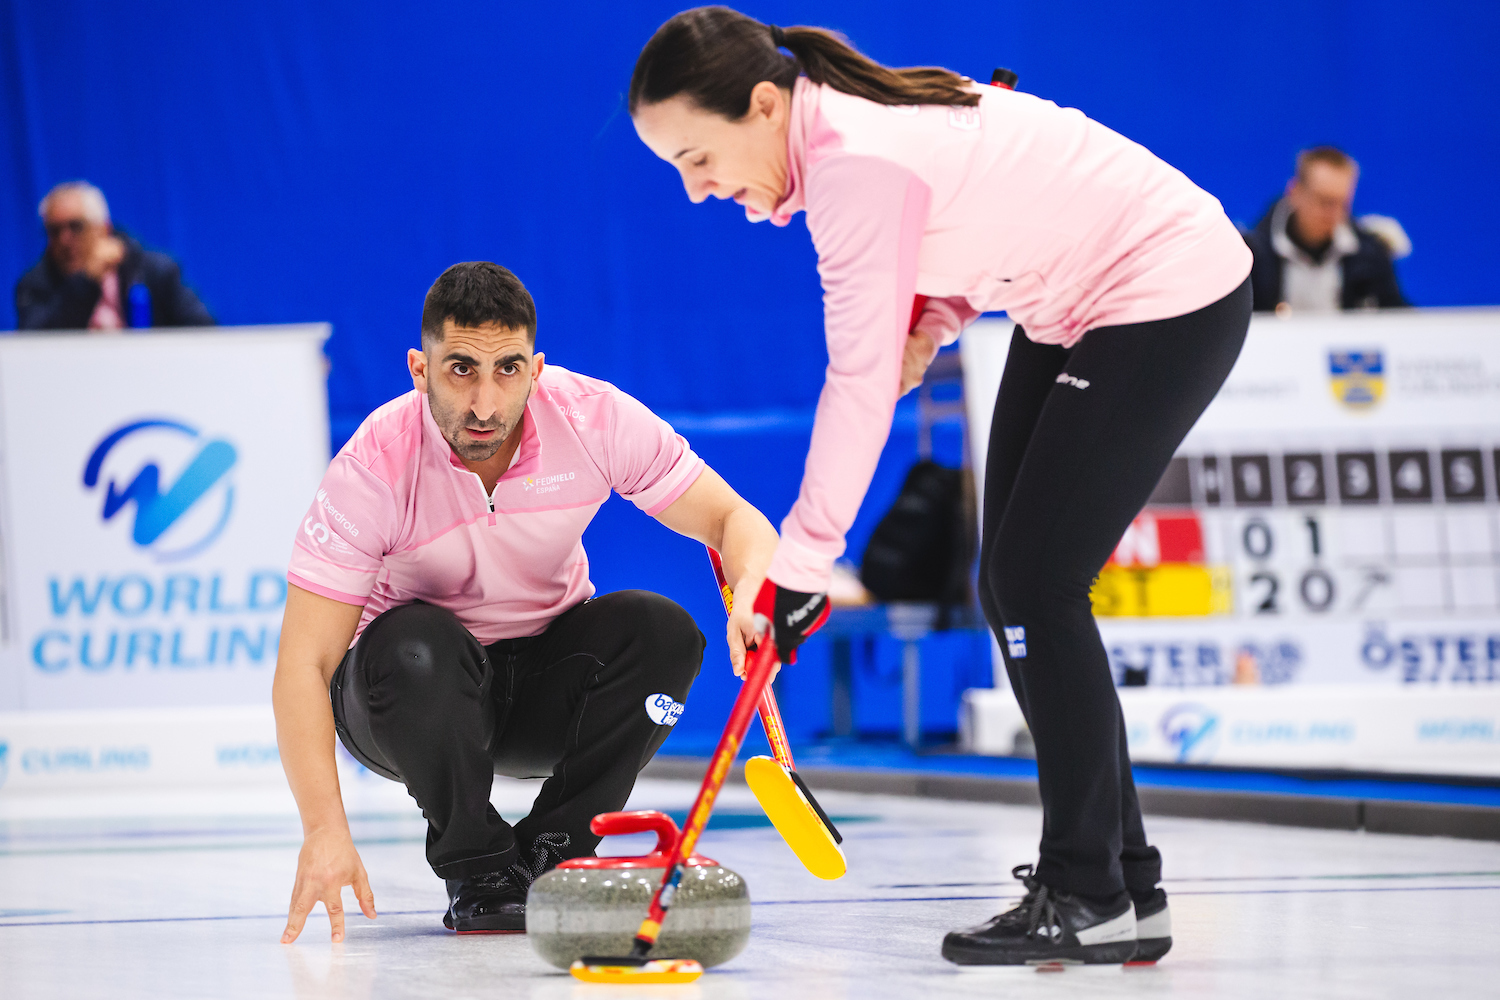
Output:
[
  {"xmin": 1004, "ymin": 626, "xmax": 1027, "ymax": 658},
  {"xmin": 315, "ymin": 490, "xmax": 358, "ymax": 535}
]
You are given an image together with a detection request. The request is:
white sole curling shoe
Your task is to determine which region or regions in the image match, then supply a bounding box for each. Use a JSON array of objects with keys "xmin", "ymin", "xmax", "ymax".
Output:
[
  {"xmin": 942, "ymin": 865, "xmax": 1140, "ymax": 966},
  {"xmin": 1130, "ymin": 890, "xmax": 1172, "ymax": 963}
]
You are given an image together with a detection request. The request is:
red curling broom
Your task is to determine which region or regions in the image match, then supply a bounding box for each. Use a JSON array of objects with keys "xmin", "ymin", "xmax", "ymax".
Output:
[
  {"xmin": 569, "ymin": 550, "xmax": 845, "ymax": 984},
  {"xmin": 568, "ymin": 603, "xmax": 783, "ymax": 984},
  {"xmin": 706, "ymin": 547, "xmax": 845, "ymax": 881}
]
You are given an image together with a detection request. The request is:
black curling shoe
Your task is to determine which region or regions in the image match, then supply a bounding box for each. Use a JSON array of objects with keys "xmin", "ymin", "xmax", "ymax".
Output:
[
  {"xmin": 1131, "ymin": 888, "xmax": 1172, "ymax": 963},
  {"xmin": 443, "ymin": 871, "xmax": 528, "ymax": 933},
  {"xmin": 941, "ymin": 864, "xmax": 1138, "ymax": 966}
]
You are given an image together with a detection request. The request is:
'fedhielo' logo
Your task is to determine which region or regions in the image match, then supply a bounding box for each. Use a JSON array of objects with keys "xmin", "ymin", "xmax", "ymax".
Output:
[
  {"xmin": 1328, "ymin": 349, "xmax": 1384, "ymax": 410},
  {"xmin": 1159, "ymin": 703, "xmax": 1220, "ymax": 763},
  {"xmin": 83, "ymin": 419, "xmax": 237, "ymax": 562}
]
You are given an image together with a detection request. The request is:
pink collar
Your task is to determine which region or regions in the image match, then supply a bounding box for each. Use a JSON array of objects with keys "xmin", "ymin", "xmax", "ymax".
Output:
[{"xmin": 766, "ymin": 77, "xmax": 818, "ymax": 227}]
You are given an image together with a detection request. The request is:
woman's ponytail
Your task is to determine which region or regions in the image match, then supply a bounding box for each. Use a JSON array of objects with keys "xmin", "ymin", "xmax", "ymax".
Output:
[
  {"xmin": 629, "ymin": 6, "xmax": 978, "ymax": 119},
  {"xmin": 777, "ymin": 24, "xmax": 979, "ymax": 108}
]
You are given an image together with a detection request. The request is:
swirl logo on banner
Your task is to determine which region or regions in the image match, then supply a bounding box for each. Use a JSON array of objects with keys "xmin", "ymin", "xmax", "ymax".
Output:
[
  {"xmin": 1160, "ymin": 703, "xmax": 1220, "ymax": 763},
  {"xmin": 83, "ymin": 419, "xmax": 238, "ymax": 562}
]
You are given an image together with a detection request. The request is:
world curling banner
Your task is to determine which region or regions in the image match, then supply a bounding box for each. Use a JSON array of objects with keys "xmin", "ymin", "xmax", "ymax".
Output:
[
  {"xmin": 963, "ymin": 309, "xmax": 1500, "ymax": 691},
  {"xmin": 0, "ymin": 326, "xmax": 329, "ymax": 713}
]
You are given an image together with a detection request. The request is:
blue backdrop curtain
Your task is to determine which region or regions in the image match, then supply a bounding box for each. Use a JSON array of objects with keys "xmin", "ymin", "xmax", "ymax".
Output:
[{"xmin": 3, "ymin": 0, "xmax": 1497, "ymax": 739}]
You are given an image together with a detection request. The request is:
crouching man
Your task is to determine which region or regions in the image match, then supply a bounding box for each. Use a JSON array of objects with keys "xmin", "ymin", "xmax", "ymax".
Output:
[{"xmin": 274, "ymin": 262, "xmax": 776, "ymax": 942}]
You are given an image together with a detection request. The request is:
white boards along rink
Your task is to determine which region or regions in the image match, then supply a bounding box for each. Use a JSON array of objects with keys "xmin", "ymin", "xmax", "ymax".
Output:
[
  {"xmin": 0, "ymin": 325, "xmax": 330, "ymax": 712},
  {"xmin": 961, "ymin": 310, "xmax": 1500, "ymax": 775}
]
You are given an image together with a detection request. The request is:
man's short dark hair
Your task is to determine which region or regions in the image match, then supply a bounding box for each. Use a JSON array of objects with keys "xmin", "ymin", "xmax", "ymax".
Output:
[{"xmin": 421, "ymin": 262, "xmax": 537, "ymax": 347}]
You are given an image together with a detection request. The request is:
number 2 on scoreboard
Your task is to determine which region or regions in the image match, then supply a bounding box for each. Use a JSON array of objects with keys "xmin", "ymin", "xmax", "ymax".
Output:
[{"xmin": 1250, "ymin": 571, "xmax": 1279, "ymax": 613}]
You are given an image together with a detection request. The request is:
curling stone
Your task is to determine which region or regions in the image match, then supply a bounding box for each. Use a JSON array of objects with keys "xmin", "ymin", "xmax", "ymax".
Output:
[{"xmin": 526, "ymin": 810, "xmax": 750, "ymax": 970}]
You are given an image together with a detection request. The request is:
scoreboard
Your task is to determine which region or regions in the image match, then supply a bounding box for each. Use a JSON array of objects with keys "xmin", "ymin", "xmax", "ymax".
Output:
[{"xmin": 961, "ymin": 309, "xmax": 1500, "ymax": 690}]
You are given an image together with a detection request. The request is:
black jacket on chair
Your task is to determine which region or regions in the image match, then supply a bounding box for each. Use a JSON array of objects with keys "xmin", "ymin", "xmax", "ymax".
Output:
[
  {"xmin": 14, "ymin": 232, "xmax": 215, "ymax": 330},
  {"xmin": 1243, "ymin": 202, "xmax": 1407, "ymax": 313}
]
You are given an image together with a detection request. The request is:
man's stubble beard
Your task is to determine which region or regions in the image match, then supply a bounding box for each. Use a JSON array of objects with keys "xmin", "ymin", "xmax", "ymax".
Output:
[{"xmin": 427, "ymin": 385, "xmax": 530, "ymax": 463}]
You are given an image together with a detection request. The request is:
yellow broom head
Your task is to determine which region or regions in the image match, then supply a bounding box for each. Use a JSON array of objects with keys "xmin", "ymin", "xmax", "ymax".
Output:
[
  {"xmin": 568, "ymin": 958, "xmax": 704, "ymax": 984},
  {"xmin": 744, "ymin": 755, "xmax": 847, "ymax": 880}
]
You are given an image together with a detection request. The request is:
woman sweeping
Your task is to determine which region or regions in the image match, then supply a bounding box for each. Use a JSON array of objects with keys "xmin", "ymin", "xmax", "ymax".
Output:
[{"xmin": 630, "ymin": 7, "xmax": 1251, "ymax": 965}]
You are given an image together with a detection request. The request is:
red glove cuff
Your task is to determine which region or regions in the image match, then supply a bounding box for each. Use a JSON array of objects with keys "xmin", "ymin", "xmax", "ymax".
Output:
[{"xmin": 752, "ymin": 576, "xmax": 778, "ymax": 622}]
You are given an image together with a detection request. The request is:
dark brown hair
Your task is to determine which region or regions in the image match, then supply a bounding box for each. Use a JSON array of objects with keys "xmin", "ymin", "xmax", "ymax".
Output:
[
  {"xmin": 629, "ymin": 6, "xmax": 978, "ymax": 119},
  {"xmin": 421, "ymin": 262, "xmax": 537, "ymax": 347}
]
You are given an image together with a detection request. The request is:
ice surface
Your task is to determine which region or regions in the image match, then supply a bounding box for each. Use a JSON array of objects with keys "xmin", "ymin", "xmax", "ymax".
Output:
[{"xmin": 2, "ymin": 774, "xmax": 1499, "ymax": 998}]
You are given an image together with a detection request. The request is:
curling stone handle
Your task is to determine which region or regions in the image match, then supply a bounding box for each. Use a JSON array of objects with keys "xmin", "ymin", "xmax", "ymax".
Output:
[{"xmin": 589, "ymin": 810, "xmax": 681, "ymax": 856}]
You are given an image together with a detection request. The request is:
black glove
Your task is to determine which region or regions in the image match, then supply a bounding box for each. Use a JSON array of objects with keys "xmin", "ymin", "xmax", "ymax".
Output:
[{"xmin": 752, "ymin": 577, "xmax": 830, "ymax": 665}]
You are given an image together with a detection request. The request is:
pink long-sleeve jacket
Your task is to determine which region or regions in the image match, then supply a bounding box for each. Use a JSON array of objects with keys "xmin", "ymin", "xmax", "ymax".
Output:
[{"xmin": 758, "ymin": 78, "xmax": 1252, "ymax": 593}]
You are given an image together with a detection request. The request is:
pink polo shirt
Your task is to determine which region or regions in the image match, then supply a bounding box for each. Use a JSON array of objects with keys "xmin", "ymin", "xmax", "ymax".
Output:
[
  {"xmin": 759, "ymin": 78, "xmax": 1253, "ymax": 592},
  {"xmin": 287, "ymin": 364, "xmax": 705, "ymax": 643}
]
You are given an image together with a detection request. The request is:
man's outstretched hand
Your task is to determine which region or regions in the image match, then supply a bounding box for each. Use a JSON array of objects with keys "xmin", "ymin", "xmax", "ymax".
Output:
[{"xmin": 282, "ymin": 826, "xmax": 376, "ymax": 943}]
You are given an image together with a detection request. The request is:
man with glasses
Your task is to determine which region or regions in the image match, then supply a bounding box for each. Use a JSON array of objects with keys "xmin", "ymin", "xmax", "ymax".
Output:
[
  {"xmin": 1243, "ymin": 147, "xmax": 1408, "ymax": 314},
  {"xmin": 14, "ymin": 181, "xmax": 214, "ymax": 330}
]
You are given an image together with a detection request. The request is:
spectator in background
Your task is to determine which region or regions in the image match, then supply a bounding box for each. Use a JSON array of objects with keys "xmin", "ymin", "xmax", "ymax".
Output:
[
  {"xmin": 1243, "ymin": 147, "xmax": 1408, "ymax": 314},
  {"xmin": 14, "ymin": 181, "xmax": 214, "ymax": 331}
]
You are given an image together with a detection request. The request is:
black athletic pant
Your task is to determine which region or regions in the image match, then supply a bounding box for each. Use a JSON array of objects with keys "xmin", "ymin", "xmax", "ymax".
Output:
[
  {"xmin": 977, "ymin": 278, "xmax": 1252, "ymax": 901},
  {"xmin": 330, "ymin": 591, "xmax": 704, "ymax": 879}
]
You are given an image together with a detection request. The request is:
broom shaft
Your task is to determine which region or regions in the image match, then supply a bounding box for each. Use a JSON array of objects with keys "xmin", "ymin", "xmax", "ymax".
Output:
[
  {"xmin": 706, "ymin": 546, "xmax": 796, "ymax": 770},
  {"xmin": 632, "ymin": 636, "xmax": 779, "ymax": 947},
  {"xmin": 757, "ymin": 686, "xmax": 795, "ymax": 769}
]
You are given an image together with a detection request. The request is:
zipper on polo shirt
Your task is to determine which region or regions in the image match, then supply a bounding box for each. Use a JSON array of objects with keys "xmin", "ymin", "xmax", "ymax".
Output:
[
  {"xmin": 484, "ymin": 439, "xmax": 521, "ymax": 526},
  {"xmin": 467, "ymin": 469, "xmax": 498, "ymax": 526}
]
